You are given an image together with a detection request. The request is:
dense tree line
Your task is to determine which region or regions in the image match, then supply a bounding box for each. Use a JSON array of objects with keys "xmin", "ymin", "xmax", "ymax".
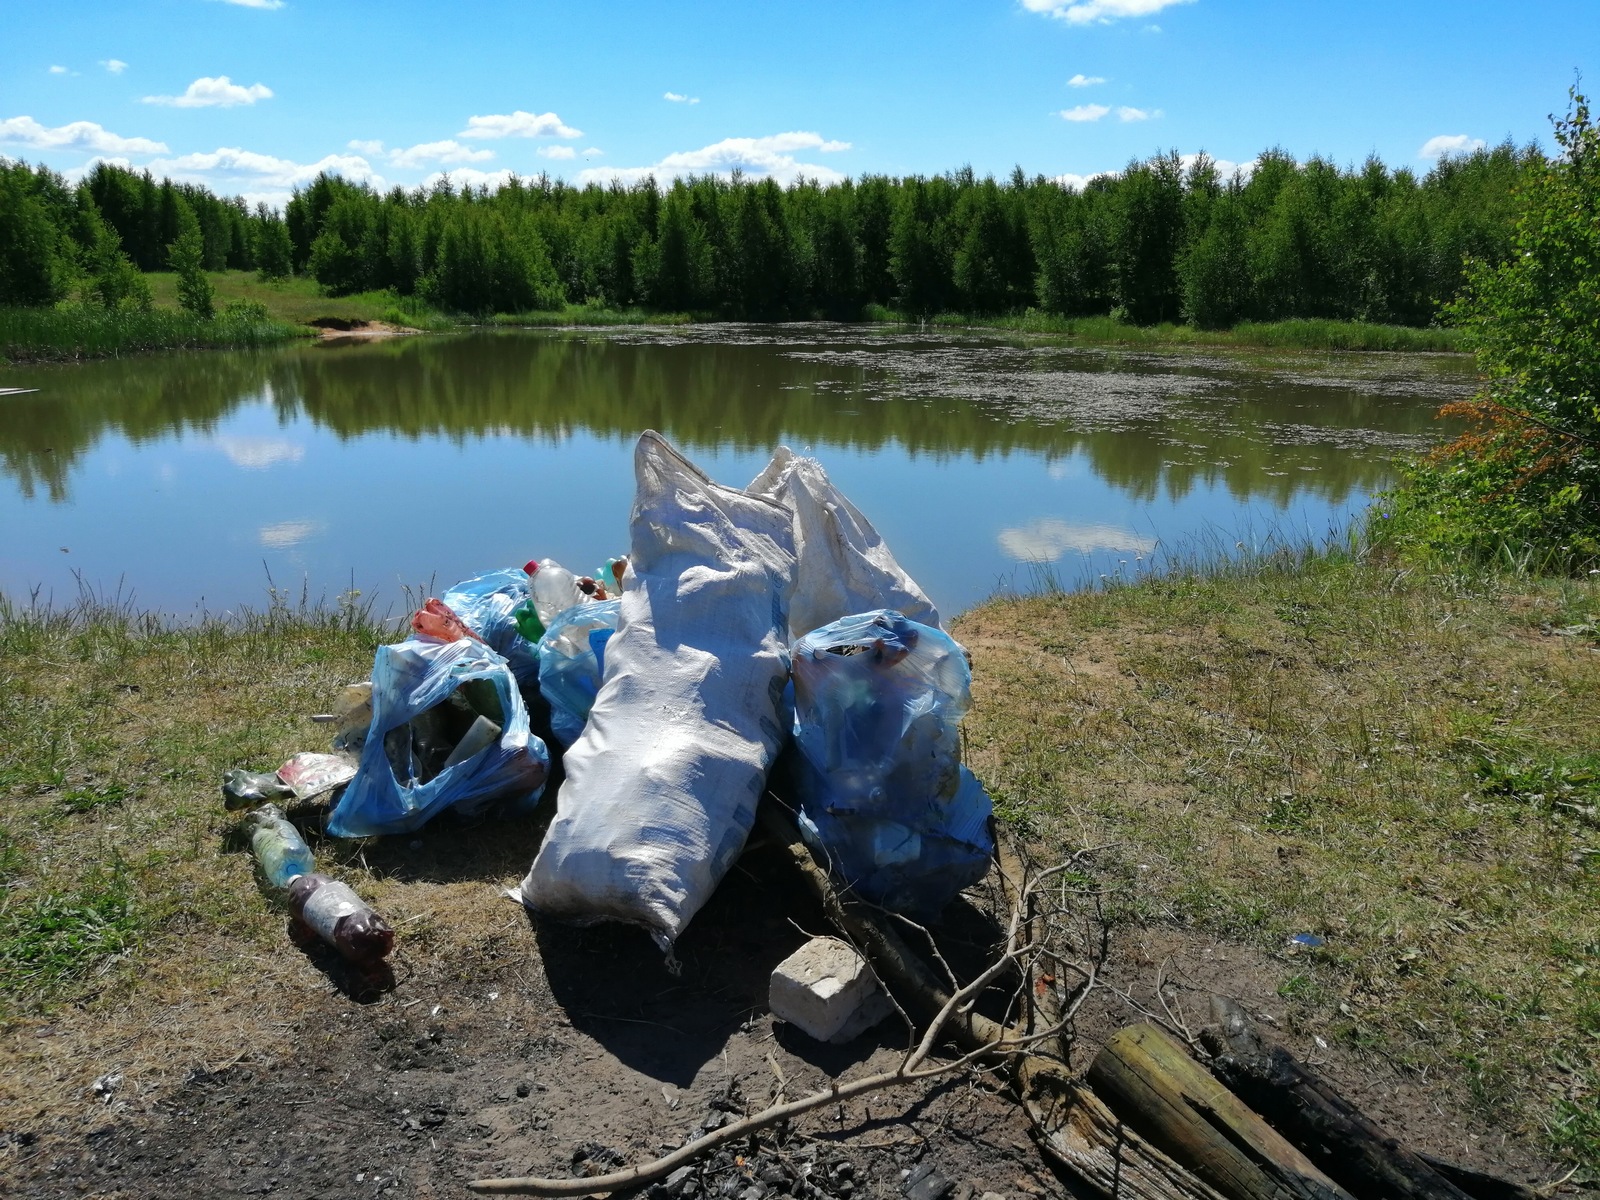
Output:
[
  {"xmin": 0, "ymin": 159, "xmax": 251, "ymax": 313},
  {"xmin": 3, "ymin": 146, "xmax": 1535, "ymax": 327}
]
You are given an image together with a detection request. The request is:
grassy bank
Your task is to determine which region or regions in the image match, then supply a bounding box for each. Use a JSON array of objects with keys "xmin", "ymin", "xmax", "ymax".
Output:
[
  {"xmin": 959, "ymin": 550, "xmax": 1600, "ymax": 1168},
  {"xmin": 141, "ymin": 269, "xmax": 457, "ymax": 331},
  {"xmin": 0, "ymin": 554, "xmax": 1594, "ymax": 1169},
  {"xmin": 0, "ymin": 302, "xmax": 306, "ymax": 365}
]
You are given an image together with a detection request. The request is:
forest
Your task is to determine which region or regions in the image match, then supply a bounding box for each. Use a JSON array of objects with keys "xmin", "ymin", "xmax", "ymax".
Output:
[{"xmin": 1, "ymin": 143, "xmax": 1534, "ymax": 327}]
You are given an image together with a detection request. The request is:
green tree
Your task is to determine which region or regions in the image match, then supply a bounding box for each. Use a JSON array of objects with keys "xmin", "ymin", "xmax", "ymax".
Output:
[
  {"xmin": 81, "ymin": 204, "xmax": 152, "ymax": 310},
  {"xmin": 0, "ymin": 162, "xmax": 72, "ymax": 306},
  {"xmin": 253, "ymin": 205, "xmax": 293, "ymax": 281},
  {"xmin": 167, "ymin": 208, "xmax": 214, "ymax": 319},
  {"xmin": 1394, "ymin": 88, "xmax": 1600, "ymax": 564}
]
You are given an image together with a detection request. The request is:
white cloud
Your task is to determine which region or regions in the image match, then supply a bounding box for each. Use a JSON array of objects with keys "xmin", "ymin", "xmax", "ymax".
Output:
[
  {"xmin": 258, "ymin": 519, "xmax": 322, "ymax": 549},
  {"xmin": 1023, "ymin": 0, "xmax": 1192, "ymax": 24},
  {"xmin": 217, "ymin": 437, "xmax": 304, "ymax": 470},
  {"xmin": 539, "ymin": 145, "xmax": 576, "ymax": 160},
  {"xmin": 1060, "ymin": 104, "xmax": 1110, "ymax": 122},
  {"xmin": 664, "ymin": 92, "xmax": 700, "ymax": 105},
  {"xmin": 49, "ymin": 65, "xmax": 69, "ymax": 75},
  {"xmin": 216, "ymin": 0, "xmax": 285, "ymax": 8},
  {"xmin": 1067, "ymin": 74, "xmax": 1107, "ymax": 87},
  {"xmin": 999, "ymin": 518, "xmax": 1157, "ymax": 562},
  {"xmin": 347, "ymin": 138, "xmax": 385, "ymax": 156},
  {"xmin": 581, "ymin": 147, "xmax": 604, "ymax": 158},
  {"xmin": 1179, "ymin": 151, "xmax": 1255, "ymax": 181},
  {"xmin": 0, "ymin": 116, "xmax": 169, "ymax": 155},
  {"xmin": 1419, "ymin": 133, "xmax": 1486, "ymax": 160},
  {"xmin": 147, "ymin": 147, "xmax": 385, "ymax": 194},
  {"xmin": 101, "ymin": 59, "xmax": 128, "ymax": 74},
  {"xmin": 1053, "ymin": 170, "xmax": 1113, "ymax": 190},
  {"xmin": 575, "ymin": 132, "xmax": 851, "ymax": 187},
  {"xmin": 1117, "ymin": 106, "xmax": 1161, "ymax": 122},
  {"xmin": 62, "ymin": 155, "xmax": 134, "ymax": 184},
  {"xmin": 421, "ymin": 167, "xmax": 519, "ymax": 192},
  {"xmin": 387, "ymin": 138, "xmax": 494, "ymax": 169},
  {"xmin": 458, "ymin": 110, "xmax": 582, "ymax": 140},
  {"xmin": 143, "ymin": 76, "xmax": 273, "ymax": 108}
]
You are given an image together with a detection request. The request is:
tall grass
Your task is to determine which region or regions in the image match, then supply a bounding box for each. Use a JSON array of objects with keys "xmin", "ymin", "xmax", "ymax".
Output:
[
  {"xmin": 487, "ymin": 303, "xmax": 695, "ymax": 328},
  {"xmin": 0, "ymin": 303, "xmax": 306, "ymax": 364}
]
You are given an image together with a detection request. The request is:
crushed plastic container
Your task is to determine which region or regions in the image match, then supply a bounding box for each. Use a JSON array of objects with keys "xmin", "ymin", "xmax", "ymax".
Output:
[
  {"xmin": 536, "ymin": 599, "xmax": 621, "ymax": 748},
  {"xmin": 788, "ymin": 609, "xmax": 994, "ymax": 918},
  {"xmin": 222, "ymin": 769, "xmax": 294, "ymax": 810},
  {"xmin": 325, "ymin": 636, "xmax": 549, "ymax": 838},
  {"xmin": 276, "ymin": 751, "xmax": 358, "ymax": 801},
  {"xmin": 246, "ymin": 803, "xmax": 314, "ymax": 889}
]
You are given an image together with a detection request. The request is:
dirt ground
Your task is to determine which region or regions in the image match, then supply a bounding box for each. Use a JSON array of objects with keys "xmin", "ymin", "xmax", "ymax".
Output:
[{"xmin": 0, "ymin": 817, "xmax": 1560, "ymax": 1200}]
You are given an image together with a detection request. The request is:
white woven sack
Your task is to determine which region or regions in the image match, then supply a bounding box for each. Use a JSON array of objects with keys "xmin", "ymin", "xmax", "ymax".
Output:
[
  {"xmin": 748, "ymin": 446, "xmax": 940, "ymax": 640},
  {"xmin": 519, "ymin": 431, "xmax": 796, "ymax": 952}
]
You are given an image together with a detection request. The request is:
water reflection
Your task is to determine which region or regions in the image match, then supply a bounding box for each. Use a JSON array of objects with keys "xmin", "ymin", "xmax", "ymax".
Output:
[{"xmin": 0, "ymin": 326, "xmax": 1472, "ymax": 615}]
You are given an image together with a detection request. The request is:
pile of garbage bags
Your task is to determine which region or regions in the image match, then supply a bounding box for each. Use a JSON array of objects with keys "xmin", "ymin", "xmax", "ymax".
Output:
[{"xmin": 230, "ymin": 431, "xmax": 995, "ymax": 957}]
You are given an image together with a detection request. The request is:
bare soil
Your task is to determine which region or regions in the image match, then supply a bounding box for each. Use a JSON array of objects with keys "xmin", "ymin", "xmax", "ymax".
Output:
[{"xmin": 0, "ymin": 826, "xmax": 1558, "ymax": 1200}]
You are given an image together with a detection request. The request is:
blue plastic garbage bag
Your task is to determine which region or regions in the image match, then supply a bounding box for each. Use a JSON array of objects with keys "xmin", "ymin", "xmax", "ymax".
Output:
[
  {"xmin": 442, "ymin": 568, "xmax": 541, "ymax": 687},
  {"xmin": 789, "ymin": 609, "xmax": 994, "ymax": 917},
  {"xmin": 327, "ymin": 636, "xmax": 549, "ymax": 837},
  {"xmin": 537, "ymin": 599, "xmax": 621, "ymax": 748}
]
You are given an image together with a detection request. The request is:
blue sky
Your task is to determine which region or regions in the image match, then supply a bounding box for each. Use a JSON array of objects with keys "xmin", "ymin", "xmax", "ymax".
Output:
[{"xmin": 3, "ymin": 0, "xmax": 1594, "ymax": 209}]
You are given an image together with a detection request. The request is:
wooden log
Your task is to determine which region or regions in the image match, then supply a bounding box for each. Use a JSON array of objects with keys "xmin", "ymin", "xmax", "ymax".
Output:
[
  {"xmin": 1020, "ymin": 1060, "xmax": 1233, "ymax": 1200},
  {"xmin": 1203, "ymin": 997, "xmax": 1521, "ymax": 1200},
  {"xmin": 1087, "ymin": 1023, "xmax": 1353, "ymax": 1200}
]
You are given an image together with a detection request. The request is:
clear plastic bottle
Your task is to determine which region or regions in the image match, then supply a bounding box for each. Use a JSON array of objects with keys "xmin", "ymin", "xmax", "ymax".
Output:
[
  {"xmin": 246, "ymin": 804, "xmax": 315, "ymax": 889},
  {"xmin": 523, "ymin": 558, "xmax": 587, "ymax": 625},
  {"xmin": 287, "ymin": 873, "xmax": 394, "ymax": 968}
]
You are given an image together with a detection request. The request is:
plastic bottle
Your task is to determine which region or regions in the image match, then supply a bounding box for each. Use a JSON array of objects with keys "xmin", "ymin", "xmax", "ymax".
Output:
[
  {"xmin": 287, "ymin": 873, "xmax": 394, "ymax": 968},
  {"xmin": 246, "ymin": 804, "xmax": 315, "ymax": 889},
  {"xmin": 597, "ymin": 557, "xmax": 630, "ymax": 594},
  {"xmin": 511, "ymin": 599, "xmax": 546, "ymax": 644},
  {"xmin": 524, "ymin": 559, "xmax": 587, "ymax": 625}
]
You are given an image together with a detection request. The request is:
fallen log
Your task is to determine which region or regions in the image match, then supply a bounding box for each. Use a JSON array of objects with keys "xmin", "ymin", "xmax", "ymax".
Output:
[
  {"xmin": 1202, "ymin": 996, "xmax": 1531, "ymax": 1200},
  {"xmin": 1021, "ymin": 1063, "xmax": 1233, "ymax": 1200},
  {"xmin": 1087, "ymin": 1023, "xmax": 1353, "ymax": 1200}
]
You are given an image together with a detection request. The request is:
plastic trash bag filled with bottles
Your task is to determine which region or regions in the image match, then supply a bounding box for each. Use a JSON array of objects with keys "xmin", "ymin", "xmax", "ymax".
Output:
[
  {"xmin": 537, "ymin": 599, "xmax": 622, "ymax": 748},
  {"xmin": 437, "ymin": 568, "xmax": 543, "ymax": 688},
  {"xmin": 327, "ymin": 637, "xmax": 549, "ymax": 837},
  {"xmin": 787, "ymin": 609, "xmax": 993, "ymax": 918}
]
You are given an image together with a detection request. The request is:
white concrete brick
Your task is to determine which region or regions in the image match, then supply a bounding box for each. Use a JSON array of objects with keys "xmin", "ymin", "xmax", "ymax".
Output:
[{"xmin": 769, "ymin": 937, "xmax": 894, "ymax": 1043}]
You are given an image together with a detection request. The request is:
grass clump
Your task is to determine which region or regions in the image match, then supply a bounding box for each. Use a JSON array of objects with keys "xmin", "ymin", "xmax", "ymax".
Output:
[
  {"xmin": 954, "ymin": 550, "xmax": 1600, "ymax": 1168},
  {"xmin": 488, "ymin": 303, "xmax": 695, "ymax": 327},
  {"xmin": 0, "ymin": 301, "xmax": 304, "ymax": 364},
  {"xmin": 0, "ymin": 585, "xmax": 384, "ymax": 1020}
]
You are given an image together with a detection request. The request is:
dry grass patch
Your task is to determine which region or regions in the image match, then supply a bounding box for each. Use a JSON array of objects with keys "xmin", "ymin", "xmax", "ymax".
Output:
[{"xmin": 954, "ymin": 556, "xmax": 1600, "ymax": 1167}]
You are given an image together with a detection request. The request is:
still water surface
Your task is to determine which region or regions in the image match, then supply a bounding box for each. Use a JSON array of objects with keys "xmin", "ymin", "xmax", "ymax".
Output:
[{"xmin": 0, "ymin": 326, "xmax": 1474, "ymax": 619}]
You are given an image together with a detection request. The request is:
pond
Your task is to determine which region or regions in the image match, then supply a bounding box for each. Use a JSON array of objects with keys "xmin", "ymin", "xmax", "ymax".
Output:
[{"xmin": 0, "ymin": 326, "xmax": 1474, "ymax": 620}]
